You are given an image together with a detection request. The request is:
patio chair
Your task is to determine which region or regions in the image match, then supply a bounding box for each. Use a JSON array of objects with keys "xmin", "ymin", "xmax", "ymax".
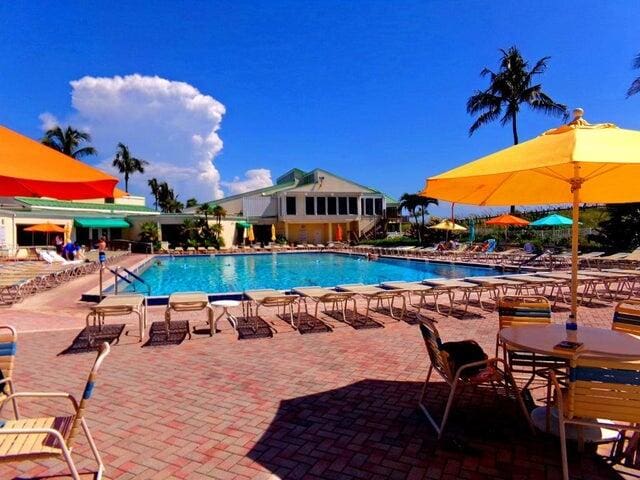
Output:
[
  {"xmin": 0, "ymin": 342, "xmax": 110, "ymax": 480},
  {"xmin": 418, "ymin": 317, "xmax": 532, "ymax": 439},
  {"xmin": 612, "ymin": 299, "xmax": 640, "ymax": 335},
  {"xmin": 0, "ymin": 326, "xmax": 19, "ymax": 418},
  {"xmin": 497, "ymin": 296, "xmax": 565, "ymax": 388},
  {"xmin": 549, "ymin": 356, "xmax": 640, "ymax": 480}
]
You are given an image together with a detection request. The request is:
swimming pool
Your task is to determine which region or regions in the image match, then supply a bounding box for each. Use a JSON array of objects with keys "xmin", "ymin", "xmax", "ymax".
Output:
[{"xmin": 116, "ymin": 253, "xmax": 498, "ymax": 296}]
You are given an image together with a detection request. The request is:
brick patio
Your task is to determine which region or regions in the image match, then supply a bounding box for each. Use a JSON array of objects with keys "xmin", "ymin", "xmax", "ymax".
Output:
[{"xmin": 0, "ymin": 258, "xmax": 636, "ymax": 479}]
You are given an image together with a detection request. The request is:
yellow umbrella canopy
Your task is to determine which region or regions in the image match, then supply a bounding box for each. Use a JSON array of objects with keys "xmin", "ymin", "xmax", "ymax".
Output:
[
  {"xmin": 421, "ymin": 110, "xmax": 640, "ymax": 325},
  {"xmin": 271, "ymin": 224, "xmax": 276, "ymax": 242},
  {"xmin": 428, "ymin": 220, "xmax": 467, "ymax": 231},
  {"xmin": 247, "ymin": 225, "xmax": 255, "ymax": 242}
]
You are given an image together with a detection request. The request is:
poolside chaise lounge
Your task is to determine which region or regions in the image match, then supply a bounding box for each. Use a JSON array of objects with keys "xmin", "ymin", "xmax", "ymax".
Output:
[
  {"xmin": 380, "ymin": 281, "xmax": 445, "ymax": 315},
  {"xmin": 291, "ymin": 286, "xmax": 357, "ymax": 323},
  {"xmin": 421, "ymin": 278, "xmax": 496, "ymax": 316},
  {"xmin": 165, "ymin": 292, "xmax": 212, "ymax": 337},
  {"xmin": 243, "ymin": 289, "xmax": 299, "ymax": 330},
  {"xmin": 336, "ymin": 283, "xmax": 406, "ymax": 321},
  {"xmin": 464, "ymin": 276, "xmax": 527, "ymax": 297},
  {"xmin": 0, "ymin": 342, "xmax": 110, "ymax": 480}
]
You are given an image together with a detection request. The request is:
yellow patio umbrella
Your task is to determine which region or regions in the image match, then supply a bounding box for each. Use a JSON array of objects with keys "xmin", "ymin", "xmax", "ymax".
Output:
[
  {"xmin": 421, "ymin": 109, "xmax": 640, "ymax": 326},
  {"xmin": 428, "ymin": 220, "xmax": 467, "ymax": 232},
  {"xmin": 271, "ymin": 224, "xmax": 276, "ymax": 242},
  {"xmin": 247, "ymin": 225, "xmax": 255, "ymax": 243}
]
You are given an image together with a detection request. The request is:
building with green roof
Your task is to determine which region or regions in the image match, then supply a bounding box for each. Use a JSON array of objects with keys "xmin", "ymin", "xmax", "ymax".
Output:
[{"xmin": 189, "ymin": 167, "xmax": 399, "ymax": 244}]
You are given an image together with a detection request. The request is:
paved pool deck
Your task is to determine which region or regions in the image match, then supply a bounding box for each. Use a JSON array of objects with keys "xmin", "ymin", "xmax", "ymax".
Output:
[{"xmin": 0, "ymin": 254, "xmax": 636, "ymax": 479}]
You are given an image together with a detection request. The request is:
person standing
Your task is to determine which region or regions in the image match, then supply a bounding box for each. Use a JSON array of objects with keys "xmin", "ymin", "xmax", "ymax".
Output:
[
  {"xmin": 97, "ymin": 236, "xmax": 107, "ymax": 265},
  {"xmin": 54, "ymin": 235, "xmax": 63, "ymax": 254}
]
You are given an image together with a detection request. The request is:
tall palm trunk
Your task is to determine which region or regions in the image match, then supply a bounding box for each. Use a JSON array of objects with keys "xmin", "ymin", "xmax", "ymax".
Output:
[
  {"xmin": 510, "ymin": 113, "xmax": 519, "ymax": 214},
  {"xmin": 125, "ymin": 174, "xmax": 129, "ymax": 193}
]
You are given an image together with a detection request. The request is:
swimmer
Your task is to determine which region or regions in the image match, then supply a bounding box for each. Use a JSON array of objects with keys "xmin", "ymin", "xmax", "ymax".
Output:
[{"xmin": 367, "ymin": 253, "xmax": 379, "ymax": 261}]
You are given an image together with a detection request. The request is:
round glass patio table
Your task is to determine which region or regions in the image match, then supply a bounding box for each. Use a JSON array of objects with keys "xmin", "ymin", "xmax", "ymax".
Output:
[{"xmin": 499, "ymin": 323, "xmax": 640, "ymax": 442}]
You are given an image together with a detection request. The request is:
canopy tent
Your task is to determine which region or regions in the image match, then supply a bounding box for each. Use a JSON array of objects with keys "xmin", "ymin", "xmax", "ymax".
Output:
[
  {"xmin": 0, "ymin": 125, "xmax": 118, "ymax": 199},
  {"xmin": 530, "ymin": 213, "xmax": 574, "ymax": 227},
  {"xmin": 74, "ymin": 218, "xmax": 130, "ymax": 229},
  {"xmin": 421, "ymin": 109, "xmax": 640, "ymax": 325},
  {"xmin": 428, "ymin": 220, "xmax": 467, "ymax": 231},
  {"xmin": 237, "ymin": 221, "xmax": 252, "ymax": 229}
]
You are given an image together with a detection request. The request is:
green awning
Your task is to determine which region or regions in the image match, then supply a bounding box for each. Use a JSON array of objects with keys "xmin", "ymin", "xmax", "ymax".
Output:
[
  {"xmin": 237, "ymin": 221, "xmax": 251, "ymax": 228},
  {"xmin": 74, "ymin": 217, "xmax": 130, "ymax": 229}
]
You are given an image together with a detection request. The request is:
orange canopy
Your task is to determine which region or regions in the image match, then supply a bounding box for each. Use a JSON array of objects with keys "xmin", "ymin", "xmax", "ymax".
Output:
[
  {"xmin": 485, "ymin": 214, "xmax": 529, "ymax": 226},
  {"xmin": 24, "ymin": 223, "xmax": 65, "ymax": 233},
  {"xmin": 0, "ymin": 125, "xmax": 118, "ymax": 199}
]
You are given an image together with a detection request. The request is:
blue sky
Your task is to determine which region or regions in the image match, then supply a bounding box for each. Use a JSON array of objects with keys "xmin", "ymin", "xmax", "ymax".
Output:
[{"xmin": 1, "ymin": 1, "xmax": 639, "ymax": 215}]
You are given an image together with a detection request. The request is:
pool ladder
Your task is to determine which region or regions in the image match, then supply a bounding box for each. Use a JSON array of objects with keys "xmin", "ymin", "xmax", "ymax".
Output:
[{"xmin": 108, "ymin": 266, "xmax": 151, "ymax": 296}]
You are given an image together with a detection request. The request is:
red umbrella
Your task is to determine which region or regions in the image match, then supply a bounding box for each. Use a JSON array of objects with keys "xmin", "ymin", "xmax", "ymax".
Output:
[{"xmin": 335, "ymin": 224, "xmax": 343, "ymax": 242}]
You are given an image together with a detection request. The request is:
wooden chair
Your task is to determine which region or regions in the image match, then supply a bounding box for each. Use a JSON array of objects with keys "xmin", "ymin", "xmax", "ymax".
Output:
[
  {"xmin": 497, "ymin": 296, "xmax": 565, "ymax": 388},
  {"xmin": 550, "ymin": 356, "xmax": 640, "ymax": 480},
  {"xmin": 418, "ymin": 318, "xmax": 532, "ymax": 439},
  {"xmin": 0, "ymin": 342, "xmax": 110, "ymax": 479},
  {"xmin": 612, "ymin": 300, "xmax": 640, "ymax": 335},
  {"xmin": 0, "ymin": 326, "xmax": 19, "ymax": 418}
]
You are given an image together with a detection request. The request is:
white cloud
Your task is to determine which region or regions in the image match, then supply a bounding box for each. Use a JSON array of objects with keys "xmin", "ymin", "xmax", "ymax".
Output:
[
  {"xmin": 222, "ymin": 168, "xmax": 273, "ymax": 194},
  {"xmin": 38, "ymin": 112, "xmax": 59, "ymax": 131}
]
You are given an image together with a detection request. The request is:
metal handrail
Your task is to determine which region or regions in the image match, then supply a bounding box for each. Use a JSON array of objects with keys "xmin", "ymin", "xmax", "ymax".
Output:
[{"xmin": 109, "ymin": 266, "xmax": 151, "ymax": 296}]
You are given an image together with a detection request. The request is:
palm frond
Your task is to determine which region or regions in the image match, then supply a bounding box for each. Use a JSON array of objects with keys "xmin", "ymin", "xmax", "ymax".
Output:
[
  {"xmin": 469, "ymin": 108, "xmax": 501, "ymax": 136},
  {"xmin": 633, "ymin": 53, "xmax": 640, "ymax": 70},
  {"xmin": 72, "ymin": 146, "xmax": 98, "ymax": 159},
  {"xmin": 627, "ymin": 77, "xmax": 640, "ymax": 98}
]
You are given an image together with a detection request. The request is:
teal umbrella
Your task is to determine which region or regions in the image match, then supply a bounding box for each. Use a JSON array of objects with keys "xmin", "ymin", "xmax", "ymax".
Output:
[
  {"xmin": 530, "ymin": 213, "xmax": 574, "ymax": 227},
  {"xmin": 468, "ymin": 220, "xmax": 476, "ymax": 242}
]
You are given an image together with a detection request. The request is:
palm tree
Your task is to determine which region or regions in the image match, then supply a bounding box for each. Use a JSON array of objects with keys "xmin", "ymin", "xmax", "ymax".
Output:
[
  {"xmin": 197, "ymin": 203, "xmax": 215, "ymax": 222},
  {"xmin": 467, "ymin": 46, "xmax": 567, "ymax": 212},
  {"xmin": 186, "ymin": 198, "xmax": 198, "ymax": 208},
  {"xmin": 112, "ymin": 143, "xmax": 148, "ymax": 193},
  {"xmin": 41, "ymin": 126, "xmax": 97, "ymax": 159},
  {"xmin": 212, "ymin": 205, "xmax": 227, "ymax": 225},
  {"xmin": 157, "ymin": 181, "xmax": 183, "ymax": 213},
  {"xmin": 627, "ymin": 53, "xmax": 640, "ymax": 97},
  {"xmin": 417, "ymin": 196, "xmax": 439, "ymax": 228},
  {"xmin": 468, "ymin": 46, "xmax": 567, "ymax": 144},
  {"xmin": 148, "ymin": 178, "xmax": 160, "ymax": 211}
]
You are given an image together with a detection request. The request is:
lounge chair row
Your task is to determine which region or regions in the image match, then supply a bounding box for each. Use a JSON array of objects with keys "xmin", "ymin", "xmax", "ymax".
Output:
[{"xmin": 0, "ymin": 250, "xmax": 130, "ymax": 306}]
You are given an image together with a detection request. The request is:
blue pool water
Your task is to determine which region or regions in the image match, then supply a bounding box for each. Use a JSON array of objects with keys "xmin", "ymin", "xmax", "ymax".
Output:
[{"xmin": 118, "ymin": 253, "xmax": 497, "ymax": 296}]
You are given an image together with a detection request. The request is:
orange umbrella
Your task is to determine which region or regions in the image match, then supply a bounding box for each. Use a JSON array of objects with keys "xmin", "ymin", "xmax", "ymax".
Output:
[
  {"xmin": 485, "ymin": 214, "xmax": 529, "ymax": 226},
  {"xmin": 0, "ymin": 125, "xmax": 118, "ymax": 199},
  {"xmin": 336, "ymin": 224, "xmax": 343, "ymax": 242},
  {"xmin": 24, "ymin": 223, "xmax": 65, "ymax": 233}
]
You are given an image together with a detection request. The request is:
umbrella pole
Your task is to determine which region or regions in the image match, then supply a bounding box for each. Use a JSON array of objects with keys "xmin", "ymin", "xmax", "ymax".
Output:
[{"xmin": 569, "ymin": 166, "xmax": 581, "ymax": 330}]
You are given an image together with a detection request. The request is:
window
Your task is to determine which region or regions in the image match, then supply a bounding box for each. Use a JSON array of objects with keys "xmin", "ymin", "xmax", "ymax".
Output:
[
  {"xmin": 374, "ymin": 198, "xmax": 383, "ymax": 215},
  {"xmin": 317, "ymin": 197, "xmax": 326, "ymax": 215},
  {"xmin": 338, "ymin": 197, "xmax": 347, "ymax": 215},
  {"xmin": 286, "ymin": 196, "xmax": 296, "ymax": 215},
  {"xmin": 328, "ymin": 197, "xmax": 337, "ymax": 215},
  {"xmin": 348, "ymin": 197, "xmax": 358, "ymax": 215},
  {"xmin": 365, "ymin": 198, "xmax": 374, "ymax": 216},
  {"xmin": 305, "ymin": 196, "xmax": 315, "ymax": 215},
  {"xmin": 361, "ymin": 198, "xmax": 365, "ymax": 215}
]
